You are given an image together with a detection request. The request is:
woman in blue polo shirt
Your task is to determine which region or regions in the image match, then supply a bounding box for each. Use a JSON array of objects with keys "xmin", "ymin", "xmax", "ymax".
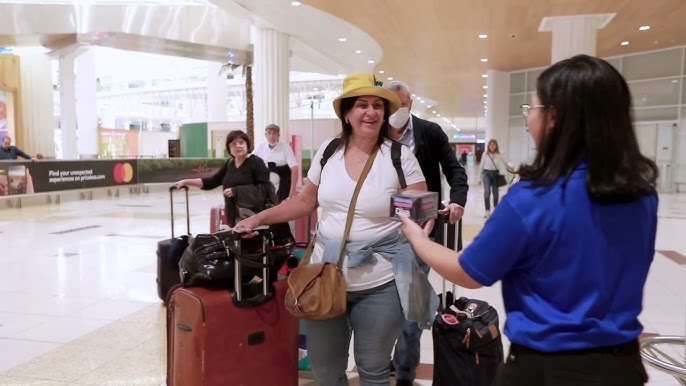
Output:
[{"xmin": 400, "ymin": 54, "xmax": 658, "ymax": 386}]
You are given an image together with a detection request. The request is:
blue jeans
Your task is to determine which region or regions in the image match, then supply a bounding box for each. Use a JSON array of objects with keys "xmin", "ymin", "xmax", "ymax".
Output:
[
  {"xmin": 304, "ymin": 280, "xmax": 405, "ymax": 386},
  {"xmin": 392, "ymin": 257, "xmax": 430, "ymax": 381},
  {"xmin": 483, "ymin": 170, "xmax": 500, "ymax": 211}
]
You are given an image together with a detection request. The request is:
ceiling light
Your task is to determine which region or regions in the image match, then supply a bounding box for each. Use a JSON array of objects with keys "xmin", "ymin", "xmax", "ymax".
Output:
[
  {"xmin": 621, "ymin": 41, "xmax": 629, "ymax": 46},
  {"xmin": 355, "ymin": 50, "xmax": 362, "ymax": 54},
  {"xmin": 482, "ymin": 86, "xmax": 488, "ymax": 89},
  {"xmin": 451, "ymin": 124, "xmax": 456, "ymax": 128},
  {"xmin": 672, "ymin": 79, "xmax": 679, "ymax": 83},
  {"xmin": 411, "ymin": 94, "xmax": 416, "ymax": 97},
  {"xmin": 290, "ymin": 1, "xmax": 301, "ymax": 5},
  {"xmin": 483, "ymin": 94, "xmax": 487, "ymax": 97},
  {"xmin": 432, "ymin": 111, "xmax": 437, "ymax": 114},
  {"xmin": 437, "ymin": 114, "xmax": 441, "ymax": 117},
  {"xmin": 478, "ymin": 34, "xmax": 488, "ymax": 39},
  {"xmin": 483, "ymin": 101, "xmax": 488, "ymax": 104},
  {"xmin": 426, "ymin": 105, "xmax": 432, "ymax": 108},
  {"xmin": 312, "ymin": 87, "xmax": 319, "ymax": 91},
  {"xmin": 378, "ymin": 70, "xmax": 384, "ymax": 74},
  {"xmin": 420, "ymin": 100, "xmax": 425, "ymax": 103},
  {"xmin": 480, "ymin": 58, "xmax": 488, "ymax": 63},
  {"xmin": 339, "ymin": 37, "xmax": 347, "ymax": 42},
  {"xmin": 639, "ymin": 25, "xmax": 651, "ymax": 31},
  {"xmin": 482, "ymin": 74, "xmax": 488, "ymax": 78},
  {"xmin": 368, "ymin": 60, "xmax": 375, "ymax": 64},
  {"xmin": 387, "ymin": 77, "xmax": 394, "ymax": 80}
]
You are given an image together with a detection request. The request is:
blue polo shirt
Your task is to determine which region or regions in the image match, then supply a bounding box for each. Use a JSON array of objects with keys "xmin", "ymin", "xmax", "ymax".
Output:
[{"xmin": 459, "ymin": 163, "xmax": 658, "ymax": 352}]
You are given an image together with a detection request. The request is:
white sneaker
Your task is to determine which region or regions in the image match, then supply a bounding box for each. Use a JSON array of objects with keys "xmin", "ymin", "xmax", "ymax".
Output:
[{"xmin": 484, "ymin": 210, "xmax": 490, "ymax": 218}]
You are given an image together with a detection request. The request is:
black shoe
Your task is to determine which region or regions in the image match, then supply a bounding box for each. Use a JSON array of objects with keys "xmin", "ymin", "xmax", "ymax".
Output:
[
  {"xmin": 389, "ymin": 361, "xmax": 396, "ymax": 377},
  {"xmin": 395, "ymin": 380, "xmax": 413, "ymax": 386}
]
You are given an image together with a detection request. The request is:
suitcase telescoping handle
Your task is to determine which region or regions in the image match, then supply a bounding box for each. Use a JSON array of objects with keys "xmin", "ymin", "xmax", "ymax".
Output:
[
  {"xmin": 233, "ymin": 226, "xmax": 271, "ymax": 302},
  {"xmin": 169, "ymin": 185, "xmax": 190, "ymax": 239},
  {"xmin": 440, "ymin": 212, "xmax": 463, "ymax": 309}
]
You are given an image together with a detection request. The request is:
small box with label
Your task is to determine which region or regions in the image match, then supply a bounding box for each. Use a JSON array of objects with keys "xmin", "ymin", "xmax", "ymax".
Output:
[{"xmin": 390, "ymin": 190, "xmax": 439, "ymax": 223}]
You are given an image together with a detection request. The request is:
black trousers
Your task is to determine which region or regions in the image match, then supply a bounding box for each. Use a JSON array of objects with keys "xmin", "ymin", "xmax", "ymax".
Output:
[{"xmin": 494, "ymin": 340, "xmax": 648, "ymax": 386}]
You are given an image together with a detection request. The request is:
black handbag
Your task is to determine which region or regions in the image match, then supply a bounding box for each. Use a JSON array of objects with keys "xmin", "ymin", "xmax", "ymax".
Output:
[
  {"xmin": 496, "ymin": 174, "xmax": 507, "ymax": 187},
  {"xmin": 487, "ymin": 153, "xmax": 508, "ymax": 187},
  {"xmin": 179, "ymin": 223, "xmax": 295, "ymax": 288}
]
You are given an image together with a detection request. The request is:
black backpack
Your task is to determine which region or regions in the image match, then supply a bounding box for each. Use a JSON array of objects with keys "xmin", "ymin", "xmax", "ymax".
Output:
[
  {"xmin": 433, "ymin": 292, "xmax": 504, "ymax": 386},
  {"xmin": 319, "ymin": 138, "xmax": 406, "ymax": 189}
]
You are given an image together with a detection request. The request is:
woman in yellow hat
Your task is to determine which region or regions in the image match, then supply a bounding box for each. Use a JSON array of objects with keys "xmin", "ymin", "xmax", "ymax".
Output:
[{"xmin": 236, "ymin": 73, "xmax": 436, "ymax": 386}]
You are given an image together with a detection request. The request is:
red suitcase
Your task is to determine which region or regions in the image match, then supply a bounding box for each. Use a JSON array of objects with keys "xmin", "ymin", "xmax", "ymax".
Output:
[
  {"xmin": 294, "ymin": 210, "xmax": 317, "ymax": 244},
  {"xmin": 210, "ymin": 205, "xmax": 227, "ymax": 233},
  {"xmin": 166, "ymin": 233, "xmax": 299, "ymax": 386}
]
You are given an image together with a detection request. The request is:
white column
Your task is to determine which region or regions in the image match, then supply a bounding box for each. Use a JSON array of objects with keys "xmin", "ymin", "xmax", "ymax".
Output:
[
  {"xmin": 253, "ymin": 28, "xmax": 290, "ymax": 147},
  {"xmin": 207, "ymin": 61, "xmax": 228, "ymax": 122},
  {"xmin": 19, "ymin": 53, "xmax": 55, "ymax": 158},
  {"xmin": 485, "ymin": 70, "xmax": 510, "ymax": 150},
  {"xmin": 59, "ymin": 55, "xmax": 78, "ymax": 159},
  {"xmin": 539, "ymin": 14, "xmax": 615, "ymax": 64},
  {"xmin": 74, "ymin": 49, "xmax": 98, "ymax": 158}
]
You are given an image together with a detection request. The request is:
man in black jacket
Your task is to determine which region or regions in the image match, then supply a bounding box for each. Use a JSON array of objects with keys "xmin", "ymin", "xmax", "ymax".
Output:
[
  {"xmin": 0, "ymin": 136, "xmax": 32, "ymax": 160},
  {"xmin": 385, "ymin": 80, "xmax": 469, "ymax": 386}
]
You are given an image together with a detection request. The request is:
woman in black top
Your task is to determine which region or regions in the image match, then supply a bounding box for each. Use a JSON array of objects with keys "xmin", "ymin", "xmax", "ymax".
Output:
[{"xmin": 174, "ymin": 130, "xmax": 276, "ymax": 227}]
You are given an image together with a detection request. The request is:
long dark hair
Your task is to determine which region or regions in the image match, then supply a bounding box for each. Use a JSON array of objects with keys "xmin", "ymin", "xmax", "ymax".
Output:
[
  {"xmin": 337, "ymin": 96, "xmax": 392, "ymax": 151},
  {"xmin": 518, "ymin": 54, "xmax": 658, "ymax": 202}
]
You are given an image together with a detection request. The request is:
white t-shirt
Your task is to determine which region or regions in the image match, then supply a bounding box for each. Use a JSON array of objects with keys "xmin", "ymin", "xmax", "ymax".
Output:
[
  {"xmin": 307, "ymin": 138, "xmax": 425, "ymax": 291},
  {"xmin": 253, "ymin": 142, "xmax": 298, "ymax": 192}
]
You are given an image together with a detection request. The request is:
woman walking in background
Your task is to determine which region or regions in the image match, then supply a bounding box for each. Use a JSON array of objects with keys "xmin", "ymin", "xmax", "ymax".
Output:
[
  {"xmin": 173, "ymin": 130, "xmax": 275, "ymax": 227},
  {"xmin": 479, "ymin": 139, "xmax": 507, "ymax": 217}
]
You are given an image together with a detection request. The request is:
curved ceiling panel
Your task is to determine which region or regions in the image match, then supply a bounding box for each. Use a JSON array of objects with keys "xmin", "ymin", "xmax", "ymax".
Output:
[
  {"xmin": 220, "ymin": 0, "xmax": 382, "ymax": 75},
  {"xmin": 0, "ymin": 3, "xmax": 252, "ymax": 63}
]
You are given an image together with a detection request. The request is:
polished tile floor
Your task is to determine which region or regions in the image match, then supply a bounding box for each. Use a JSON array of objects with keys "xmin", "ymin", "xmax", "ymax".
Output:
[{"xmin": 0, "ymin": 175, "xmax": 685, "ymax": 385}]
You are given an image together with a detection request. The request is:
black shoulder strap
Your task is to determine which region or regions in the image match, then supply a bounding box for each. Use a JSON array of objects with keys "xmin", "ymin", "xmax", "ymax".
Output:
[
  {"xmin": 320, "ymin": 138, "xmax": 343, "ymax": 169},
  {"xmin": 320, "ymin": 138, "xmax": 406, "ymax": 189},
  {"xmin": 391, "ymin": 141, "xmax": 406, "ymax": 189}
]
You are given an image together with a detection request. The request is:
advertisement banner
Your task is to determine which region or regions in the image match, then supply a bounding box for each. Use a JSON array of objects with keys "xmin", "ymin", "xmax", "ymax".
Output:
[
  {"xmin": 0, "ymin": 159, "xmax": 138, "ymax": 195},
  {"xmin": 137, "ymin": 158, "xmax": 227, "ymax": 184},
  {"xmin": 0, "ymin": 158, "xmax": 229, "ymax": 197}
]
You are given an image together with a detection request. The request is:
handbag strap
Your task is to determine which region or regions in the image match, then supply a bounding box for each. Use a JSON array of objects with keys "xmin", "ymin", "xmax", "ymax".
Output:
[
  {"xmin": 297, "ymin": 145, "xmax": 379, "ymax": 269},
  {"xmin": 486, "ymin": 153, "xmax": 498, "ymax": 171}
]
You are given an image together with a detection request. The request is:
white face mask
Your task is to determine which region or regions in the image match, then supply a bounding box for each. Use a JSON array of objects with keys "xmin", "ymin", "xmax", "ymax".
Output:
[{"xmin": 389, "ymin": 107, "xmax": 411, "ymax": 128}]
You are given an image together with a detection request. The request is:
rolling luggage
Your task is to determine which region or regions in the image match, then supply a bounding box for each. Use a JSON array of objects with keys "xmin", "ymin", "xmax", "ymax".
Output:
[
  {"xmin": 432, "ymin": 216, "xmax": 504, "ymax": 386},
  {"xmin": 156, "ymin": 186, "xmax": 190, "ymax": 302},
  {"xmin": 294, "ymin": 210, "xmax": 317, "ymax": 244},
  {"xmin": 166, "ymin": 230, "xmax": 299, "ymax": 386},
  {"xmin": 209, "ymin": 204, "xmax": 227, "ymax": 233}
]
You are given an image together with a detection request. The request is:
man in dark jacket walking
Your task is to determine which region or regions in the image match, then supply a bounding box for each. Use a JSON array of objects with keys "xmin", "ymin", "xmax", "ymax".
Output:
[{"xmin": 385, "ymin": 80, "xmax": 469, "ymax": 386}]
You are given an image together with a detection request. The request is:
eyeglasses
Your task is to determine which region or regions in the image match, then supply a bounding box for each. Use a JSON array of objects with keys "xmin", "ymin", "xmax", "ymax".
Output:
[{"xmin": 521, "ymin": 104, "xmax": 546, "ymax": 117}]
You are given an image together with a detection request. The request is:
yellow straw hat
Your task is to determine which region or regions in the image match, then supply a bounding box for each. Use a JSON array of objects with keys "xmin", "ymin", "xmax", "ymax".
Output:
[{"xmin": 333, "ymin": 73, "xmax": 401, "ymax": 120}]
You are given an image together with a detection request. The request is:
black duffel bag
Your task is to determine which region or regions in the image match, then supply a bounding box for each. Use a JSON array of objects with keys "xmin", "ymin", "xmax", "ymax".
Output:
[{"xmin": 179, "ymin": 223, "xmax": 295, "ymax": 288}]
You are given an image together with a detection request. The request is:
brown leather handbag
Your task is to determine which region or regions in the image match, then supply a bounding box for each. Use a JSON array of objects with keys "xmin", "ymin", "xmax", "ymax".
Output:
[{"xmin": 285, "ymin": 147, "xmax": 378, "ymax": 320}]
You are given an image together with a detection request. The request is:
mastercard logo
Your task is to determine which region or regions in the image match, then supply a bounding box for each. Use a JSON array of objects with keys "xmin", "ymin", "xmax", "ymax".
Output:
[{"xmin": 113, "ymin": 162, "xmax": 134, "ymax": 183}]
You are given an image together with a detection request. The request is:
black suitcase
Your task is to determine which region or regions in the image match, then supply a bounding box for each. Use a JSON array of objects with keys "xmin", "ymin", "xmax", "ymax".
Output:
[
  {"xmin": 156, "ymin": 186, "xmax": 190, "ymax": 302},
  {"xmin": 432, "ymin": 216, "xmax": 504, "ymax": 386}
]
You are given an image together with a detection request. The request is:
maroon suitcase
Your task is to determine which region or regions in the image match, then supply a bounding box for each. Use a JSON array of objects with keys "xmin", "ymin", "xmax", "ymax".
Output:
[
  {"xmin": 294, "ymin": 210, "xmax": 317, "ymax": 244},
  {"xmin": 166, "ymin": 233, "xmax": 299, "ymax": 386},
  {"xmin": 210, "ymin": 205, "xmax": 227, "ymax": 233}
]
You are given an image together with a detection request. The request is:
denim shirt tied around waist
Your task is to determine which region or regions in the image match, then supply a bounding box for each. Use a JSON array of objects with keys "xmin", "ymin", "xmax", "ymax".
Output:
[{"xmin": 318, "ymin": 229, "xmax": 439, "ymax": 329}]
